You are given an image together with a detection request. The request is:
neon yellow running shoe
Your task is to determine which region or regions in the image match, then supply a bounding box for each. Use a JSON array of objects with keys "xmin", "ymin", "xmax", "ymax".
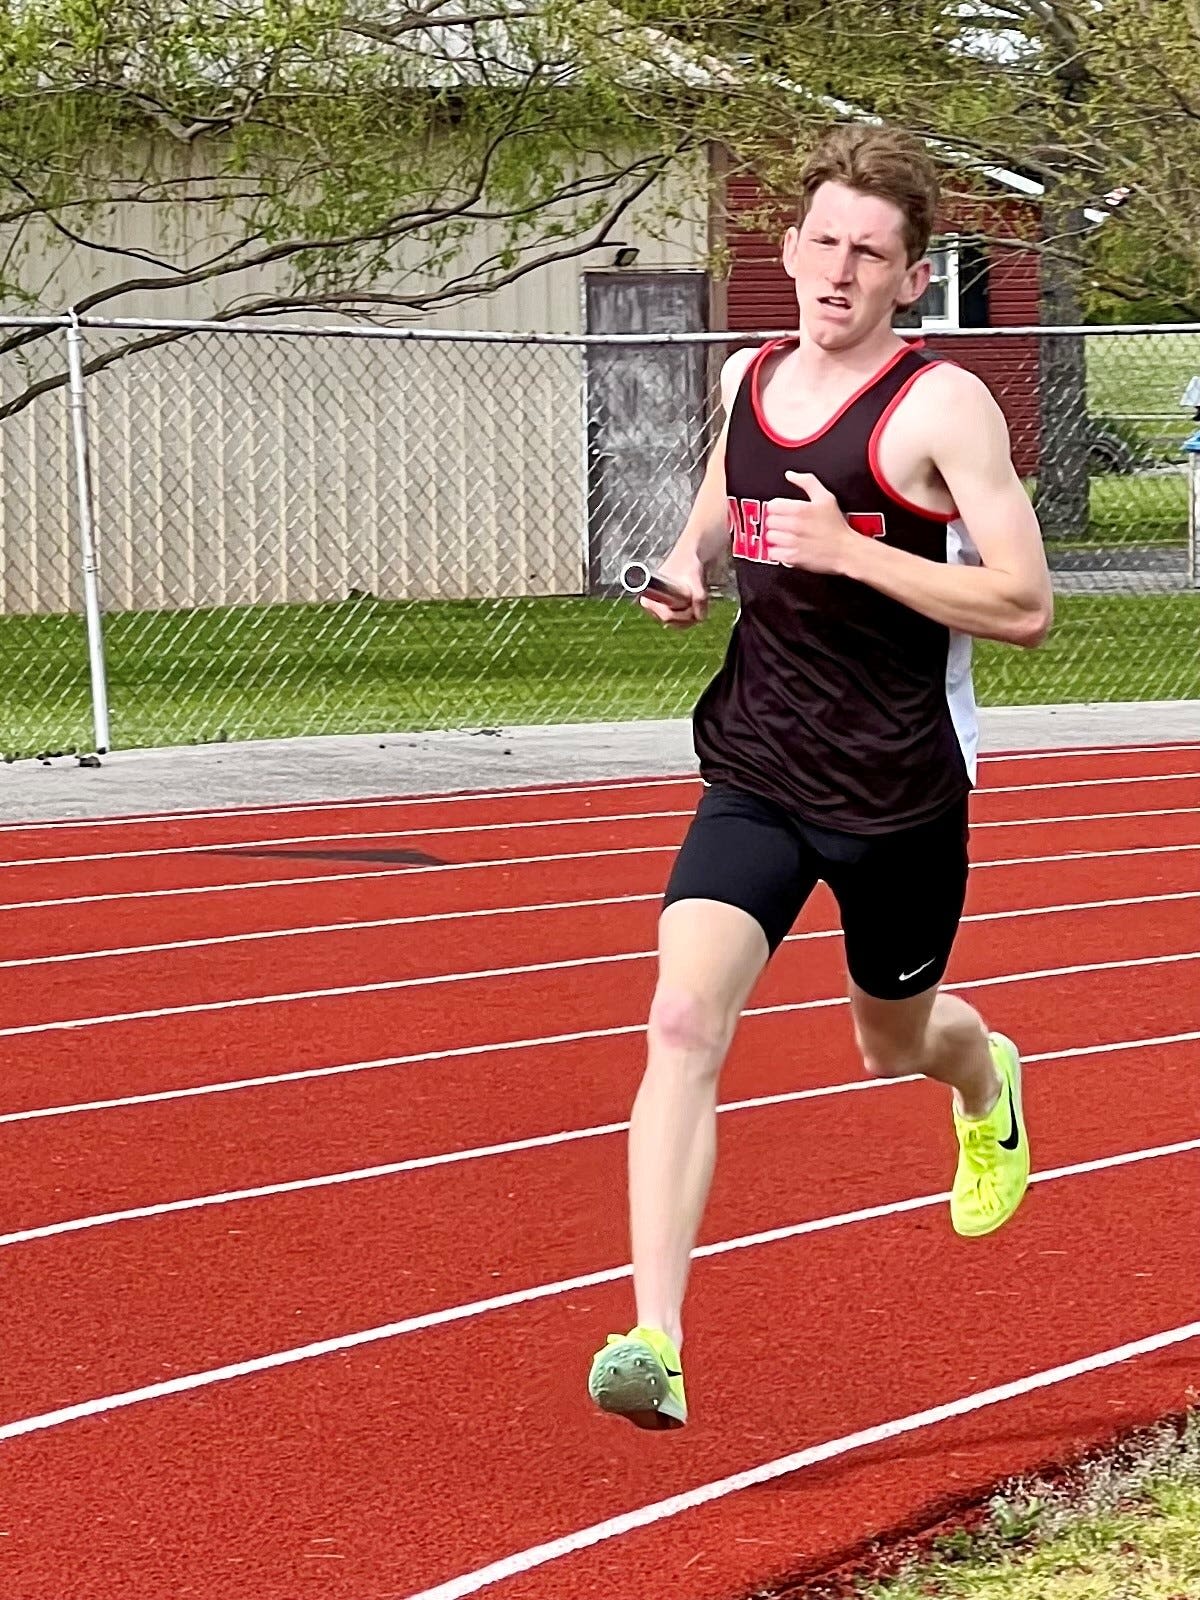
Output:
[
  {"xmin": 587, "ymin": 1325, "xmax": 687, "ymax": 1429},
  {"xmin": 950, "ymin": 1032, "xmax": 1030, "ymax": 1238}
]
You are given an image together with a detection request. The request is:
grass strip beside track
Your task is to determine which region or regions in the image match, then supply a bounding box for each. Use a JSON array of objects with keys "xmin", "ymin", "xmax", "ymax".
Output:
[
  {"xmin": 5, "ymin": 590, "xmax": 1199, "ymax": 759},
  {"xmin": 822, "ymin": 1412, "xmax": 1200, "ymax": 1600}
]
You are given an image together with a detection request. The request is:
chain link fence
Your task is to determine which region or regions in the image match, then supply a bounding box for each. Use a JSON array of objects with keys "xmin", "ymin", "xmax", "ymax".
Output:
[{"xmin": 1, "ymin": 317, "xmax": 1198, "ymax": 760}]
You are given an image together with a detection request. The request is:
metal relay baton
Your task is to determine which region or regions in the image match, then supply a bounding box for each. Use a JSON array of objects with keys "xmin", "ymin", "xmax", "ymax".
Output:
[{"xmin": 619, "ymin": 561, "xmax": 692, "ymax": 611}]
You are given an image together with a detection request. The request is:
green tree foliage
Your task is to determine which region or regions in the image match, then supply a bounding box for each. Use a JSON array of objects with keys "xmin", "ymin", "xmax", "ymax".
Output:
[
  {"xmin": 0, "ymin": 0, "xmax": 715, "ymax": 319},
  {"xmin": 4, "ymin": 0, "xmax": 1200, "ymax": 419}
]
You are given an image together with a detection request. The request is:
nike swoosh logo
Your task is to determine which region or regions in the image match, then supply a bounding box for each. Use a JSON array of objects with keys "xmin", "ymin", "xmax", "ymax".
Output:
[
  {"xmin": 898, "ymin": 958, "xmax": 936, "ymax": 983},
  {"xmin": 664, "ymin": 1366, "xmax": 682, "ymax": 1378},
  {"xmin": 998, "ymin": 1083, "xmax": 1021, "ymax": 1150}
]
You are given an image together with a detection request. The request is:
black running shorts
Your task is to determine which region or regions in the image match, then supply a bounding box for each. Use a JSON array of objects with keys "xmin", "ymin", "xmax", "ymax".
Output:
[{"xmin": 662, "ymin": 782, "xmax": 970, "ymax": 1001}]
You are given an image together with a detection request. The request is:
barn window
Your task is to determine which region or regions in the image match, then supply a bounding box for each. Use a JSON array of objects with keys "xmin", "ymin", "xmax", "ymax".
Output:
[{"xmin": 919, "ymin": 239, "xmax": 960, "ymax": 328}]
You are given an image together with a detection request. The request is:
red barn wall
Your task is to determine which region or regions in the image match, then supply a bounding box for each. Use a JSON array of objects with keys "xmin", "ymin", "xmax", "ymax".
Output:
[{"xmin": 721, "ymin": 178, "xmax": 1044, "ymax": 475}]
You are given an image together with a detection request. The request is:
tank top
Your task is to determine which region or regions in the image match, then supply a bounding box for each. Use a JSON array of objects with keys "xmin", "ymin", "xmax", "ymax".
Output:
[{"xmin": 692, "ymin": 337, "xmax": 980, "ymax": 834}]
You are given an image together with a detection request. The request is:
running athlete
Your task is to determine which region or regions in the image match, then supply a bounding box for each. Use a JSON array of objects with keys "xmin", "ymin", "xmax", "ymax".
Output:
[{"xmin": 588, "ymin": 125, "xmax": 1054, "ymax": 1430}]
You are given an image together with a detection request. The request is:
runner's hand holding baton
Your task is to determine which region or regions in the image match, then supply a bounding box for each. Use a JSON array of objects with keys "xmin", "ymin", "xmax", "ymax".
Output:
[{"xmin": 620, "ymin": 560, "xmax": 708, "ymax": 627}]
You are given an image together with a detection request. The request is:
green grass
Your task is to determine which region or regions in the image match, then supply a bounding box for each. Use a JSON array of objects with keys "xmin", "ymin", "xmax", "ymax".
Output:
[
  {"xmin": 973, "ymin": 591, "xmax": 1200, "ymax": 706},
  {"xmin": 3, "ymin": 589, "xmax": 1197, "ymax": 761},
  {"xmin": 864, "ymin": 1483, "xmax": 1200, "ymax": 1600},
  {"xmin": 1085, "ymin": 473, "xmax": 1187, "ymax": 545},
  {"xmin": 1086, "ymin": 331, "xmax": 1200, "ymax": 458},
  {"xmin": 853, "ymin": 1414, "xmax": 1200, "ymax": 1600},
  {"xmin": 1017, "ymin": 470, "xmax": 1188, "ymax": 547},
  {"xmin": 1, "ymin": 596, "xmax": 735, "ymax": 760}
]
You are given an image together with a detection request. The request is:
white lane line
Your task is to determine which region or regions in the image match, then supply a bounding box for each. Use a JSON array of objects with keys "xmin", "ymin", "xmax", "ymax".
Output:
[
  {"xmin": 983, "ymin": 741, "xmax": 1200, "ymax": 762},
  {"xmin": 0, "ymin": 777, "xmax": 690, "ymax": 835},
  {"xmin": 2, "ymin": 945, "xmax": 1198, "ymax": 1043},
  {"xmin": 2, "ymin": 835, "xmax": 1199, "ymax": 918},
  {"xmin": 0, "ymin": 809, "xmax": 692, "ymax": 872},
  {"xmin": 5, "ymin": 940, "xmax": 1198, "ymax": 1126},
  {"xmin": 2, "ymin": 791, "xmax": 1198, "ymax": 874},
  {"xmin": 0, "ymin": 1137, "xmax": 1195, "ymax": 1445},
  {"xmin": 987, "ymin": 771, "xmax": 1200, "ymax": 794},
  {"xmin": 1, "ymin": 737, "xmax": 1196, "ymax": 838},
  {"xmin": 6, "ymin": 886, "xmax": 1197, "ymax": 973},
  {"xmin": 0, "ymin": 893, "xmax": 662, "ymax": 969},
  {"xmin": 0, "ymin": 947, "xmax": 654, "ymax": 1039},
  {"xmin": 0, "ymin": 845, "xmax": 672, "ymax": 914},
  {"xmin": 977, "ymin": 807, "xmax": 1195, "ymax": 829},
  {"xmin": 4, "ymin": 1031, "xmax": 1194, "ymax": 1252},
  {"xmin": 0, "ymin": 1025, "xmax": 649, "ymax": 1124},
  {"xmin": 403, "ymin": 1317, "xmax": 1200, "ymax": 1600}
]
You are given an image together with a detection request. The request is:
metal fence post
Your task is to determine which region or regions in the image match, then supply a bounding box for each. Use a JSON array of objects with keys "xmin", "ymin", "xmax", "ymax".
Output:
[
  {"xmin": 64, "ymin": 311, "xmax": 112, "ymax": 752},
  {"xmin": 1187, "ymin": 436, "xmax": 1200, "ymax": 590}
]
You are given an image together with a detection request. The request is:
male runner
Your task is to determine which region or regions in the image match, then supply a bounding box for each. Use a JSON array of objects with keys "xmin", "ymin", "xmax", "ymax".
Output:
[{"xmin": 588, "ymin": 124, "xmax": 1054, "ymax": 1430}]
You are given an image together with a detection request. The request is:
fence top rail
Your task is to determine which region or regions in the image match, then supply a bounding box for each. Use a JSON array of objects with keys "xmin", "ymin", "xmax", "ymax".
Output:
[
  {"xmin": 4, "ymin": 314, "xmax": 1200, "ymax": 345},
  {"xmin": 0, "ymin": 314, "xmax": 72, "ymax": 331}
]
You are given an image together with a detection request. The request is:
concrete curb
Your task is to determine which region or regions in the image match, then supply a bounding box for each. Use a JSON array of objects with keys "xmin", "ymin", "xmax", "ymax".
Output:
[{"xmin": 2, "ymin": 702, "xmax": 1198, "ymax": 823}]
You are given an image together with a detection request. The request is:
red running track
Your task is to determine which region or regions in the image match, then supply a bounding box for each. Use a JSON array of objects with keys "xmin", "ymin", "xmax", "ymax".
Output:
[{"xmin": 0, "ymin": 743, "xmax": 1197, "ymax": 1600}]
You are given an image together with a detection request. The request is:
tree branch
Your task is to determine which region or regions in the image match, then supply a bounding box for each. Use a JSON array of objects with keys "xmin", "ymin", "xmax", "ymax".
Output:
[{"xmin": 0, "ymin": 152, "xmax": 687, "ymax": 421}]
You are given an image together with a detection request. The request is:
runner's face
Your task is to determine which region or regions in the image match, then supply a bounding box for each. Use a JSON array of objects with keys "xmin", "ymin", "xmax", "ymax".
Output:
[{"xmin": 783, "ymin": 182, "xmax": 930, "ymax": 350}]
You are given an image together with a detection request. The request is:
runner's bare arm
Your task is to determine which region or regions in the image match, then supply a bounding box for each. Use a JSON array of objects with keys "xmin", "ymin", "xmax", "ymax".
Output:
[
  {"xmin": 641, "ymin": 347, "xmax": 757, "ymax": 626},
  {"xmin": 672, "ymin": 347, "xmax": 756, "ymax": 568},
  {"xmin": 766, "ymin": 367, "xmax": 1054, "ymax": 647}
]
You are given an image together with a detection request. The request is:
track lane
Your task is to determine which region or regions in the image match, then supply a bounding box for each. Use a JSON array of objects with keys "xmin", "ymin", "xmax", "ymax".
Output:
[
  {"xmin": 1, "ymin": 820, "xmax": 1197, "ymax": 950},
  {"xmin": 0, "ymin": 814, "xmax": 689, "ymax": 902},
  {"xmin": 977, "ymin": 772, "xmax": 1200, "ymax": 822},
  {"xmin": 0, "ymin": 903, "xmax": 1191, "ymax": 1046},
  {"xmin": 0, "ymin": 1154, "xmax": 1192, "ymax": 1600},
  {"xmin": 0, "ymin": 748, "xmax": 1196, "ymax": 1600},
  {"xmin": 1, "ymin": 830, "xmax": 1198, "ymax": 966},
  {"xmin": 7, "ymin": 771, "xmax": 1197, "ymax": 879},
  {"xmin": 421, "ymin": 1340, "xmax": 1200, "ymax": 1600},
  {"xmin": 0, "ymin": 781, "xmax": 701, "ymax": 861},
  {"xmin": 0, "ymin": 1040, "xmax": 1193, "ymax": 1429},
  {"xmin": 0, "ymin": 910, "xmax": 1194, "ymax": 1116},
  {"xmin": 0, "ymin": 882, "xmax": 1192, "ymax": 1029},
  {"xmin": 0, "ymin": 741, "xmax": 1195, "ymax": 861},
  {"xmin": 1, "ymin": 791, "xmax": 1198, "ymax": 912},
  {"xmin": 0, "ymin": 1027, "xmax": 1194, "ymax": 1234}
]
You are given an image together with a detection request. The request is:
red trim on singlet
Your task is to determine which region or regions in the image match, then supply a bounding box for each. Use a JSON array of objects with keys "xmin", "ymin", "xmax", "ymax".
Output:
[
  {"xmin": 867, "ymin": 362, "xmax": 958, "ymax": 524},
  {"xmin": 749, "ymin": 339, "xmax": 919, "ymax": 449}
]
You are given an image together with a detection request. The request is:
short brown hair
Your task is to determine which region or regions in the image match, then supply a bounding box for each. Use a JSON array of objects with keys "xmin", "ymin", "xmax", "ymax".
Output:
[{"xmin": 797, "ymin": 125, "xmax": 940, "ymax": 264}]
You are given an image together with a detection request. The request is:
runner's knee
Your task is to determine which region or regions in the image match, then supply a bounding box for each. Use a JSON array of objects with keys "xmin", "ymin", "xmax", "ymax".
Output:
[
  {"xmin": 854, "ymin": 1019, "xmax": 926, "ymax": 1080},
  {"xmin": 647, "ymin": 985, "xmax": 735, "ymax": 1074}
]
